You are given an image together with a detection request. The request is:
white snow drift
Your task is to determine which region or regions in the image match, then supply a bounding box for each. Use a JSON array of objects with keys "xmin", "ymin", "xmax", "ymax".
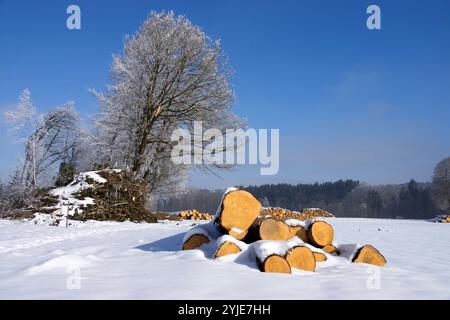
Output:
[{"xmin": 1, "ymin": 217, "xmax": 450, "ymax": 299}]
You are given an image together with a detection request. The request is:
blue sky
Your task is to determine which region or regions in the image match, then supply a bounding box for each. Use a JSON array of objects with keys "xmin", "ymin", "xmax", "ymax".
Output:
[{"xmin": 0, "ymin": 0, "xmax": 449, "ymax": 188}]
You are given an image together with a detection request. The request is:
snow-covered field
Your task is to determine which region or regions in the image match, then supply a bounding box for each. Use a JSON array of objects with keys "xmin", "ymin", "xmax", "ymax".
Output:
[{"xmin": 1, "ymin": 217, "xmax": 449, "ymax": 299}]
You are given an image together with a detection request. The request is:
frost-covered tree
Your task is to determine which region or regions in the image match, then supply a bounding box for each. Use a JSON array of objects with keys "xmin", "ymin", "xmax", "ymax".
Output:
[
  {"xmin": 432, "ymin": 157, "xmax": 450, "ymax": 212},
  {"xmin": 0, "ymin": 168, "xmax": 31, "ymax": 217},
  {"xmin": 93, "ymin": 11, "xmax": 244, "ymax": 195},
  {"xmin": 4, "ymin": 90, "xmax": 81, "ymax": 187}
]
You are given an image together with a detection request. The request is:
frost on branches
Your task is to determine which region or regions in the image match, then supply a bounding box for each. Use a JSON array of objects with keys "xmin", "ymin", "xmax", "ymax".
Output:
[
  {"xmin": 93, "ymin": 11, "xmax": 244, "ymax": 196},
  {"xmin": 4, "ymin": 89, "xmax": 82, "ymax": 188}
]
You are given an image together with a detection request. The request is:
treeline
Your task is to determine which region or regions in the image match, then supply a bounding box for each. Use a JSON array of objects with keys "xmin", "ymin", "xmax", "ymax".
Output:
[{"xmin": 156, "ymin": 179, "xmax": 439, "ymax": 219}]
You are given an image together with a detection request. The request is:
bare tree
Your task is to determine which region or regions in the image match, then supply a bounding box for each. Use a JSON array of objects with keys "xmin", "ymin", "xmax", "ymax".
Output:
[
  {"xmin": 4, "ymin": 90, "xmax": 80, "ymax": 187},
  {"xmin": 432, "ymin": 157, "xmax": 450, "ymax": 212},
  {"xmin": 93, "ymin": 11, "xmax": 244, "ymax": 196}
]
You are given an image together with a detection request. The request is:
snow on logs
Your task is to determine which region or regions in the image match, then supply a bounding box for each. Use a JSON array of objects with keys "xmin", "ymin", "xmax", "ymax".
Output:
[
  {"xmin": 181, "ymin": 187, "xmax": 387, "ymax": 274},
  {"xmin": 182, "ymin": 234, "xmax": 209, "ymax": 250},
  {"xmin": 181, "ymin": 222, "xmax": 221, "ymax": 250},
  {"xmin": 214, "ymin": 241, "xmax": 242, "ymax": 258},
  {"xmin": 213, "ymin": 236, "xmax": 247, "ymax": 259},
  {"xmin": 253, "ymin": 238, "xmax": 318, "ymax": 273}
]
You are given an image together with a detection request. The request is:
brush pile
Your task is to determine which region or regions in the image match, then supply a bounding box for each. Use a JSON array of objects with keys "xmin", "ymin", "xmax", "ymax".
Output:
[{"xmin": 46, "ymin": 170, "xmax": 158, "ymax": 223}]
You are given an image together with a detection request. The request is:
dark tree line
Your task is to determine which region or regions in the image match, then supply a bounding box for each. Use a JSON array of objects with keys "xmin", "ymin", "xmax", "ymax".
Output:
[
  {"xmin": 243, "ymin": 180, "xmax": 360, "ymax": 211},
  {"xmin": 156, "ymin": 179, "xmax": 438, "ymax": 219}
]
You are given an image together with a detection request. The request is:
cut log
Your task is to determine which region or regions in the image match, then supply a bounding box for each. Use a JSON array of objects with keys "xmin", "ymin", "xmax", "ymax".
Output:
[
  {"xmin": 257, "ymin": 254, "xmax": 291, "ymax": 274},
  {"xmin": 182, "ymin": 234, "xmax": 209, "ymax": 250},
  {"xmin": 214, "ymin": 241, "xmax": 241, "ymax": 258},
  {"xmin": 219, "ymin": 190, "xmax": 261, "ymax": 240},
  {"xmin": 285, "ymin": 246, "xmax": 316, "ymax": 272},
  {"xmin": 322, "ymin": 244, "xmax": 339, "ymax": 255},
  {"xmin": 352, "ymin": 245, "xmax": 387, "ymax": 267},
  {"xmin": 313, "ymin": 252, "xmax": 327, "ymax": 262},
  {"xmin": 307, "ymin": 221, "xmax": 334, "ymax": 247},
  {"xmin": 288, "ymin": 225, "xmax": 308, "ymax": 242},
  {"xmin": 259, "ymin": 218, "xmax": 291, "ymax": 241}
]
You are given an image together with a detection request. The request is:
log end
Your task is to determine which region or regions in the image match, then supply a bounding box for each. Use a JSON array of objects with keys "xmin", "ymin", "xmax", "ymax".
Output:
[
  {"xmin": 219, "ymin": 190, "xmax": 261, "ymax": 239},
  {"xmin": 259, "ymin": 255, "xmax": 292, "ymax": 274},
  {"xmin": 313, "ymin": 252, "xmax": 327, "ymax": 262},
  {"xmin": 182, "ymin": 234, "xmax": 209, "ymax": 250},
  {"xmin": 308, "ymin": 221, "xmax": 334, "ymax": 247},
  {"xmin": 286, "ymin": 246, "xmax": 316, "ymax": 272},
  {"xmin": 259, "ymin": 218, "xmax": 290, "ymax": 241},
  {"xmin": 214, "ymin": 241, "xmax": 241, "ymax": 258},
  {"xmin": 352, "ymin": 244, "xmax": 387, "ymax": 267}
]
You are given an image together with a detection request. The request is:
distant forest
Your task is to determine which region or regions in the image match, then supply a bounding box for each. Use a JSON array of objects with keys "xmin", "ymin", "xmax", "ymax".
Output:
[{"xmin": 156, "ymin": 179, "xmax": 439, "ymax": 219}]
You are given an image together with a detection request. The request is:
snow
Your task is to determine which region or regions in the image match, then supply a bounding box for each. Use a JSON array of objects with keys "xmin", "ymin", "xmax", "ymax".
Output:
[
  {"xmin": 48, "ymin": 171, "xmax": 109, "ymax": 217},
  {"xmin": 216, "ymin": 235, "xmax": 249, "ymax": 252},
  {"xmin": 336, "ymin": 243, "xmax": 360, "ymax": 261},
  {"xmin": 284, "ymin": 218, "xmax": 315, "ymax": 228},
  {"xmin": 1, "ymin": 217, "xmax": 450, "ymax": 299},
  {"xmin": 230, "ymin": 227, "xmax": 245, "ymax": 235},
  {"xmin": 251, "ymin": 236, "xmax": 328, "ymax": 261},
  {"xmin": 181, "ymin": 222, "xmax": 222, "ymax": 244},
  {"xmin": 284, "ymin": 219, "xmax": 306, "ymax": 227},
  {"xmin": 252, "ymin": 240, "xmax": 292, "ymax": 261}
]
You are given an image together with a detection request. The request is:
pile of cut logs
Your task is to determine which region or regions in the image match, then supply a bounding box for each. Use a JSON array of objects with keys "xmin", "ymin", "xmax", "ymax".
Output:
[
  {"xmin": 177, "ymin": 209, "xmax": 213, "ymax": 221},
  {"xmin": 182, "ymin": 189, "xmax": 386, "ymax": 274},
  {"xmin": 261, "ymin": 207, "xmax": 335, "ymax": 221}
]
